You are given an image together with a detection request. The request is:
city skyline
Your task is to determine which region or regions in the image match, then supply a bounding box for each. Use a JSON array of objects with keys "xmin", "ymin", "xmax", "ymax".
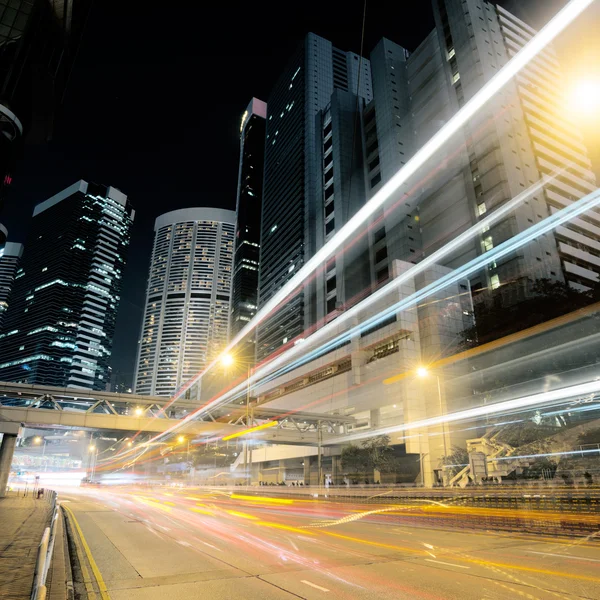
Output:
[{"xmin": 0, "ymin": 0, "xmax": 593, "ymax": 387}]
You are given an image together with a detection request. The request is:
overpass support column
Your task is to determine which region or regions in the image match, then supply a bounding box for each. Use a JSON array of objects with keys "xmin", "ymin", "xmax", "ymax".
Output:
[{"xmin": 0, "ymin": 433, "xmax": 17, "ymax": 498}]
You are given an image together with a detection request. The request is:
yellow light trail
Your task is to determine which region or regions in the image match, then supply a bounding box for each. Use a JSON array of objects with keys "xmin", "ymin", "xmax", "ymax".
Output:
[
  {"xmin": 231, "ymin": 494, "xmax": 294, "ymax": 505},
  {"xmin": 222, "ymin": 420, "xmax": 278, "ymax": 441}
]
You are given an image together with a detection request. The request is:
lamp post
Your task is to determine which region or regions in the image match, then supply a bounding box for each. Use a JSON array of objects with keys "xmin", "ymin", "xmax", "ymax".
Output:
[
  {"xmin": 417, "ymin": 366, "xmax": 448, "ymax": 485},
  {"xmin": 221, "ymin": 353, "xmax": 254, "ymax": 486},
  {"xmin": 33, "ymin": 436, "xmax": 48, "ymax": 471},
  {"xmin": 88, "ymin": 444, "xmax": 98, "ymax": 481}
]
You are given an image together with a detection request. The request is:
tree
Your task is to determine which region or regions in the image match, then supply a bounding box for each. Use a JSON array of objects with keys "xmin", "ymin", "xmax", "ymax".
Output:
[
  {"xmin": 341, "ymin": 435, "xmax": 398, "ymax": 480},
  {"xmin": 340, "ymin": 445, "xmax": 370, "ymax": 480}
]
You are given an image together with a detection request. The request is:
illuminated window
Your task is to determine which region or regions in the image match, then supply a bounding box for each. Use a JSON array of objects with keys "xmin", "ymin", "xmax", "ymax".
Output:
[
  {"xmin": 483, "ymin": 236, "xmax": 494, "ymax": 252},
  {"xmin": 490, "ymin": 274, "xmax": 500, "ymax": 289},
  {"xmin": 447, "ymin": 48, "xmax": 456, "ymax": 60},
  {"xmin": 452, "ymin": 72, "xmax": 461, "ymax": 84},
  {"xmin": 477, "ymin": 202, "xmax": 487, "ymax": 216}
]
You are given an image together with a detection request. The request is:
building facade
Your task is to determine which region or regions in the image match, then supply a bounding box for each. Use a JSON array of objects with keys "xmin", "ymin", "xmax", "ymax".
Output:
[
  {"xmin": 364, "ymin": 0, "xmax": 599, "ymax": 308},
  {"xmin": 0, "ymin": 241, "xmax": 22, "ymax": 327},
  {"xmin": 0, "ymin": 181, "xmax": 134, "ymax": 389},
  {"xmin": 134, "ymin": 208, "xmax": 235, "ymax": 397},
  {"xmin": 230, "ymin": 98, "xmax": 266, "ymax": 350},
  {"xmin": 256, "ymin": 33, "xmax": 373, "ymax": 361}
]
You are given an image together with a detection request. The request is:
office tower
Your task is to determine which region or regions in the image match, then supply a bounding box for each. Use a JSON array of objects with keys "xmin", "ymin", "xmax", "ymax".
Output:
[
  {"xmin": 0, "ymin": 181, "xmax": 134, "ymax": 390},
  {"xmin": 230, "ymin": 98, "xmax": 266, "ymax": 352},
  {"xmin": 0, "ymin": 241, "xmax": 22, "ymax": 327},
  {"xmin": 0, "ymin": 0, "xmax": 92, "ymax": 204},
  {"xmin": 134, "ymin": 208, "xmax": 235, "ymax": 398},
  {"xmin": 364, "ymin": 0, "xmax": 598, "ymax": 309},
  {"xmin": 256, "ymin": 33, "xmax": 373, "ymax": 361}
]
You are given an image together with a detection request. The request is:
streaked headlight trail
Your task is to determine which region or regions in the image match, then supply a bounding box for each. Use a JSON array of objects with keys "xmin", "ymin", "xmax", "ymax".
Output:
[{"xmin": 170, "ymin": 0, "xmax": 595, "ymax": 404}]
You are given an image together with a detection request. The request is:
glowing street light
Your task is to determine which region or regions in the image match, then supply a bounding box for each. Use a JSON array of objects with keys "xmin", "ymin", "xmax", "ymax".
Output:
[
  {"xmin": 567, "ymin": 79, "xmax": 600, "ymax": 115},
  {"xmin": 33, "ymin": 436, "xmax": 42, "ymax": 444},
  {"xmin": 220, "ymin": 353, "xmax": 234, "ymax": 368},
  {"xmin": 416, "ymin": 366, "xmax": 448, "ymax": 483},
  {"xmin": 134, "ymin": 407, "xmax": 144, "ymax": 416},
  {"xmin": 177, "ymin": 435, "xmax": 185, "ymax": 444},
  {"xmin": 89, "ymin": 445, "xmax": 96, "ymax": 451},
  {"xmin": 127, "ymin": 441, "xmax": 133, "ymax": 447}
]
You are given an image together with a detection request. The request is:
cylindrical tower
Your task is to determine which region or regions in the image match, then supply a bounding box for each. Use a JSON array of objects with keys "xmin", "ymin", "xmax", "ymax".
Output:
[{"xmin": 134, "ymin": 208, "xmax": 235, "ymax": 397}]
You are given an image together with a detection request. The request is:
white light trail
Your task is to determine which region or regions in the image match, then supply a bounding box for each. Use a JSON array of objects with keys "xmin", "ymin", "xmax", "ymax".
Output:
[
  {"xmin": 172, "ymin": 0, "xmax": 594, "ymax": 402},
  {"xmin": 327, "ymin": 379, "xmax": 600, "ymax": 445},
  {"xmin": 144, "ymin": 183, "xmax": 600, "ymax": 446}
]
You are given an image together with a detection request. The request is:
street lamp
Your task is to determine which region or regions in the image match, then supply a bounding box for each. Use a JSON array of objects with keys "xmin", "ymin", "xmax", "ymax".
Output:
[
  {"xmin": 88, "ymin": 444, "xmax": 98, "ymax": 482},
  {"xmin": 416, "ymin": 366, "xmax": 449, "ymax": 484},
  {"xmin": 220, "ymin": 353, "xmax": 255, "ymax": 485},
  {"xmin": 33, "ymin": 436, "xmax": 48, "ymax": 471},
  {"xmin": 134, "ymin": 407, "xmax": 144, "ymax": 417}
]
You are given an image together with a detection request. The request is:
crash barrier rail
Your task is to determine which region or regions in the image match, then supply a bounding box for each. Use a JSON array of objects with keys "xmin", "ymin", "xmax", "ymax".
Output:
[
  {"xmin": 201, "ymin": 484, "xmax": 600, "ymax": 538},
  {"xmin": 30, "ymin": 490, "xmax": 58, "ymax": 600}
]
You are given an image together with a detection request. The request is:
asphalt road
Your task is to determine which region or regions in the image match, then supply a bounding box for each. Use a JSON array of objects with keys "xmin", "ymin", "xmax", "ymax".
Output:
[{"xmin": 57, "ymin": 485, "xmax": 600, "ymax": 600}]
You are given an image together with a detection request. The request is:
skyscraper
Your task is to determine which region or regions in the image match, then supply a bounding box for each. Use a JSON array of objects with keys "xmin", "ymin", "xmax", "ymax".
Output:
[
  {"xmin": 134, "ymin": 208, "xmax": 235, "ymax": 398},
  {"xmin": 0, "ymin": 181, "xmax": 134, "ymax": 389},
  {"xmin": 0, "ymin": 241, "xmax": 22, "ymax": 328},
  {"xmin": 364, "ymin": 0, "xmax": 598, "ymax": 305},
  {"xmin": 230, "ymin": 98, "xmax": 266, "ymax": 351},
  {"xmin": 256, "ymin": 33, "xmax": 373, "ymax": 360}
]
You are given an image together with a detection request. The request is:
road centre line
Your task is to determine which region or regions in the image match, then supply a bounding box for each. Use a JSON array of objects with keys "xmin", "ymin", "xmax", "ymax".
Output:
[
  {"xmin": 301, "ymin": 580, "xmax": 330, "ymax": 592},
  {"xmin": 525, "ymin": 551, "xmax": 600, "ymax": 563},
  {"xmin": 424, "ymin": 559, "xmax": 470, "ymax": 569}
]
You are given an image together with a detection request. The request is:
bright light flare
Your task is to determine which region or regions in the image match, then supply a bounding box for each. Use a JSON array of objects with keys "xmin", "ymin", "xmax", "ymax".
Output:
[
  {"xmin": 222, "ymin": 421, "xmax": 278, "ymax": 441},
  {"xmin": 33, "ymin": 436, "xmax": 42, "ymax": 444},
  {"xmin": 220, "ymin": 353, "xmax": 234, "ymax": 368},
  {"xmin": 134, "ymin": 407, "xmax": 144, "ymax": 416},
  {"xmin": 416, "ymin": 367, "xmax": 429, "ymax": 378},
  {"xmin": 177, "ymin": 435, "xmax": 185, "ymax": 444},
  {"xmin": 567, "ymin": 78, "xmax": 600, "ymax": 115}
]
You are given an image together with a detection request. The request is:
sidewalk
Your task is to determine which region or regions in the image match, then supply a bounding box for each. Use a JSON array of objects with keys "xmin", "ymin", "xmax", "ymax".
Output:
[{"xmin": 0, "ymin": 490, "xmax": 52, "ymax": 599}]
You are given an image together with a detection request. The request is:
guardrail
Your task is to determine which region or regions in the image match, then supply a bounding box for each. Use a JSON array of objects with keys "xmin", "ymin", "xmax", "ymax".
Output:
[
  {"xmin": 30, "ymin": 490, "xmax": 58, "ymax": 600},
  {"xmin": 197, "ymin": 484, "xmax": 600, "ymax": 538}
]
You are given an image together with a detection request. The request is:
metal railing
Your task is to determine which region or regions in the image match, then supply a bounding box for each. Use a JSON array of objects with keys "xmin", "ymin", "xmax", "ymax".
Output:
[{"xmin": 30, "ymin": 490, "xmax": 58, "ymax": 600}]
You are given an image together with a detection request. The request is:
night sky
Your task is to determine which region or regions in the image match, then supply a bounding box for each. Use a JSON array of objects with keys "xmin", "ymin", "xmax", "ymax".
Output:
[{"xmin": 1, "ymin": 0, "xmax": 589, "ymax": 387}]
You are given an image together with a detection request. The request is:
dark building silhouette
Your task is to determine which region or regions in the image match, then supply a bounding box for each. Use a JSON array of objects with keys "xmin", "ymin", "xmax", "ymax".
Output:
[{"xmin": 0, "ymin": 181, "xmax": 134, "ymax": 390}]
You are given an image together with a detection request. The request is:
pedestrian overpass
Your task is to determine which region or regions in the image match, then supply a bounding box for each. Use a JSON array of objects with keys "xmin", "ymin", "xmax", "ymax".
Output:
[{"xmin": 0, "ymin": 380, "xmax": 353, "ymax": 443}]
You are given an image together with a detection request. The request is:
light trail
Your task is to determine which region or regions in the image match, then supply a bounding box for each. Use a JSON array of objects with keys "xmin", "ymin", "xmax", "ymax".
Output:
[
  {"xmin": 171, "ymin": 0, "xmax": 594, "ymax": 403},
  {"xmin": 141, "ymin": 183, "xmax": 600, "ymax": 446},
  {"xmin": 221, "ymin": 420, "xmax": 278, "ymax": 441},
  {"xmin": 159, "ymin": 172, "xmax": 560, "ymax": 424},
  {"xmin": 327, "ymin": 379, "xmax": 600, "ymax": 445}
]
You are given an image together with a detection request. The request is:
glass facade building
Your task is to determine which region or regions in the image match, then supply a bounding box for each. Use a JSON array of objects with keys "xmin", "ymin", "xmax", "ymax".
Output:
[
  {"xmin": 0, "ymin": 181, "xmax": 134, "ymax": 389},
  {"xmin": 363, "ymin": 0, "xmax": 599, "ymax": 306},
  {"xmin": 256, "ymin": 33, "xmax": 372, "ymax": 361},
  {"xmin": 230, "ymin": 98, "xmax": 266, "ymax": 351},
  {"xmin": 134, "ymin": 208, "xmax": 235, "ymax": 398}
]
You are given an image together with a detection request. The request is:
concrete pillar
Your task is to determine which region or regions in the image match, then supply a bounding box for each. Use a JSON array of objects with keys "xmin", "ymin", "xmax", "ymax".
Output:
[
  {"xmin": 0, "ymin": 434, "xmax": 17, "ymax": 498},
  {"xmin": 303, "ymin": 457, "xmax": 311, "ymax": 485},
  {"xmin": 370, "ymin": 408, "xmax": 381, "ymax": 429}
]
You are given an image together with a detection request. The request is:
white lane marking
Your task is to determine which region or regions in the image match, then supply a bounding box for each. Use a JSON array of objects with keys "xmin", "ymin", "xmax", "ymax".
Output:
[
  {"xmin": 526, "ymin": 551, "xmax": 600, "ymax": 563},
  {"xmin": 59, "ymin": 500, "xmax": 71, "ymax": 503},
  {"xmin": 178, "ymin": 540, "xmax": 192, "ymax": 547},
  {"xmin": 301, "ymin": 580, "xmax": 330, "ymax": 592},
  {"xmin": 198, "ymin": 540, "xmax": 223, "ymax": 552},
  {"xmin": 424, "ymin": 559, "xmax": 470, "ymax": 569}
]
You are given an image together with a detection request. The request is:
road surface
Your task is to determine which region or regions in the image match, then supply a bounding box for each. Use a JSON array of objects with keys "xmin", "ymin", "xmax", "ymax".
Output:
[{"xmin": 57, "ymin": 485, "xmax": 600, "ymax": 600}]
